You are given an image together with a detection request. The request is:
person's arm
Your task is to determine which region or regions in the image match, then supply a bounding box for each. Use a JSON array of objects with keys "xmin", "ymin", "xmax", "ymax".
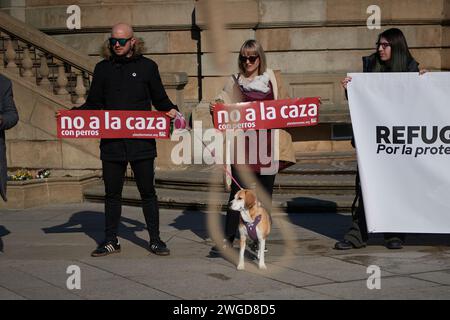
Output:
[
  {"xmin": 148, "ymin": 61, "xmax": 178, "ymax": 114},
  {"xmin": 0, "ymin": 80, "xmax": 19, "ymax": 130},
  {"xmin": 209, "ymin": 76, "xmax": 237, "ymax": 117},
  {"xmin": 274, "ymin": 70, "xmax": 290, "ymax": 99},
  {"xmin": 56, "ymin": 64, "xmax": 105, "ymax": 118}
]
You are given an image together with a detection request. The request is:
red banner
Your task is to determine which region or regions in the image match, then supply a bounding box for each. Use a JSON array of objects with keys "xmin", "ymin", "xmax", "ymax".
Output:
[
  {"xmin": 57, "ymin": 110, "xmax": 170, "ymax": 139},
  {"xmin": 213, "ymin": 97, "xmax": 320, "ymax": 131}
]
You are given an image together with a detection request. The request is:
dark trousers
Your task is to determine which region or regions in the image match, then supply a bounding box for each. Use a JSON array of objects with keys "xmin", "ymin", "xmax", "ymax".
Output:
[
  {"xmin": 225, "ymin": 165, "xmax": 276, "ymax": 243},
  {"xmin": 103, "ymin": 158, "xmax": 160, "ymax": 242},
  {"xmin": 344, "ymin": 170, "xmax": 405, "ymax": 247}
]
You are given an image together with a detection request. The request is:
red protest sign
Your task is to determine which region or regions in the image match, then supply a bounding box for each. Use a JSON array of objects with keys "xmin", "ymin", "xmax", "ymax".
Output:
[
  {"xmin": 213, "ymin": 97, "xmax": 320, "ymax": 131},
  {"xmin": 57, "ymin": 110, "xmax": 170, "ymax": 139}
]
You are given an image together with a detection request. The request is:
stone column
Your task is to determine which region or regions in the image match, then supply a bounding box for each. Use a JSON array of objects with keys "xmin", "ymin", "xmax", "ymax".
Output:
[
  {"xmin": 5, "ymin": 37, "xmax": 18, "ymax": 74},
  {"xmin": 55, "ymin": 61, "xmax": 71, "ymax": 102},
  {"xmin": 74, "ymin": 70, "xmax": 86, "ymax": 104},
  {"xmin": 160, "ymin": 72, "xmax": 189, "ymax": 116},
  {"xmin": 21, "ymin": 47, "xmax": 34, "ymax": 80},
  {"xmin": 38, "ymin": 53, "xmax": 52, "ymax": 91}
]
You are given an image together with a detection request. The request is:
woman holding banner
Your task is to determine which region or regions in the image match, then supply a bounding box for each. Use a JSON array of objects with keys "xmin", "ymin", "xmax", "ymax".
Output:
[
  {"xmin": 209, "ymin": 39, "xmax": 297, "ymax": 255},
  {"xmin": 336, "ymin": 28, "xmax": 423, "ymax": 250}
]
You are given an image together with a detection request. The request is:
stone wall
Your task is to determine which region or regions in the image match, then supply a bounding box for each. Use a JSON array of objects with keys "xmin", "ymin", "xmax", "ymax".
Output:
[
  {"xmin": 1, "ymin": 0, "xmax": 446, "ymax": 103},
  {"xmin": 3, "ymin": 0, "xmax": 200, "ymax": 105},
  {"xmin": 1, "ymin": 0, "xmax": 449, "ymax": 157},
  {"xmin": 1, "ymin": 67, "xmax": 101, "ymax": 173}
]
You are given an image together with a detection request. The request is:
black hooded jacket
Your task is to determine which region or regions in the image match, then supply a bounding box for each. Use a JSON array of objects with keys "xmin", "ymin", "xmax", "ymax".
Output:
[
  {"xmin": 362, "ymin": 53, "xmax": 419, "ymax": 73},
  {"xmin": 0, "ymin": 75, "xmax": 19, "ymax": 201},
  {"xmin": 74, "ymin": 50, "xmax": 177, "ymax": 161}
]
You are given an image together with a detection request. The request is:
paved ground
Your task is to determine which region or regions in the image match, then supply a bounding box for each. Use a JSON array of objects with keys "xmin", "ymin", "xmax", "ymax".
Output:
[{"xmin": 0, "ymin": 202, "xmax": 449, "ymax": 300}]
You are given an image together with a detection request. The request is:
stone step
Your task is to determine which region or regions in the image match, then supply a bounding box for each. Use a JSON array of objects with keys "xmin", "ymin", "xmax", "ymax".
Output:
[
  {"xmin": 294, "ymin": 151, "xmax": 356, "ymax": 163},
  {"xmin": 83, "ymin": 183, "xmax": 355, "ymax": 213},
  {"xmin": 145, "ymin": 161, "xmax": 357, "ymax": 195},
  {"xmin": 85, "ymin": 154, "xmax": 357, "ymax": 211},
  {"xmin": 149, "ymin": 172, "xmax": 355, "ymax": 195},
  {"xmin": 281, "ymin": 160, "xmax": 356, "ymax": 175}
]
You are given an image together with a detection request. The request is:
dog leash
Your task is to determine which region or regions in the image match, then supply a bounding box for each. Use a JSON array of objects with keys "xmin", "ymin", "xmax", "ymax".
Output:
[
  {"xmin": 195, "ymin": 132, "xmax": 244, "ymax": 190},
  {"xmin": 172, "ymin": 112, "xmax": 243, "ymax": 190}
]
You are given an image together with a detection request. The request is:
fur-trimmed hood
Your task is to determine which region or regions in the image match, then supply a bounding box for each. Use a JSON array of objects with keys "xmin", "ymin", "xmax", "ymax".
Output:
[{"xmin": 100, "ymin": 37, "xmax": 146, "ymax": 60}]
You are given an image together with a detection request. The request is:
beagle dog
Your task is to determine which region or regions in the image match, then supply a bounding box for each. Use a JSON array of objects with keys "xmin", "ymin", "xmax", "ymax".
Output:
[{"xmin": 230, "ymin": 189, "xmax": 271, "ymax": 270}]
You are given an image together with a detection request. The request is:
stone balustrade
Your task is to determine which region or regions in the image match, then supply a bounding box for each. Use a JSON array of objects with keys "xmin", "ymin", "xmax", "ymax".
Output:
[{"xmin": 0, "ymin": 31, "xmax": 90, "ymax": 105}]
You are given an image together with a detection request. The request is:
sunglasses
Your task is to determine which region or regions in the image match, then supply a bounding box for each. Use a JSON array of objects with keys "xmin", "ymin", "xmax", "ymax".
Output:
[
  {"xmin": 239, "ymin": 55, "xmax": 259, "ymax": 63},
  {"xmin": 109, "ymin": 37, "xmax": 132, "ymax": 47},
  {"xmin": 376, "ymin": 42, "xmax": 391, "ymax": 49}
]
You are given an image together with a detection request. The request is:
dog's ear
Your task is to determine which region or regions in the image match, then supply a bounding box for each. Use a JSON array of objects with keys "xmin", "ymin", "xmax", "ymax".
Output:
[{"xmin": 244, "ymin": 190, "xmax": 257, "ymax": 209}]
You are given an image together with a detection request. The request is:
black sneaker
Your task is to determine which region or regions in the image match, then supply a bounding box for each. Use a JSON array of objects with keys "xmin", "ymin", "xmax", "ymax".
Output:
[
  {"xmin": 385, "ymin": 238, "xmax": 403, "ymax": 250},
  {"xmin": 91, "ymin": 239, "xmax": 121, "ymax": 257},
  {"xmin": 334, "ymin": 239, "xmax": 366, "ymax": 250},
  {"xmin": 149, "ymin": 238, "xmax": 170, "ymax": 256}
]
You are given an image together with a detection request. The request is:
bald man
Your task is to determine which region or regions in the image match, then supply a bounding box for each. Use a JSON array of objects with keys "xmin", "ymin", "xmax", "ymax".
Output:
[{"xmin": 71, "ymin": 23, "xmax": 177, "ymax": 257}]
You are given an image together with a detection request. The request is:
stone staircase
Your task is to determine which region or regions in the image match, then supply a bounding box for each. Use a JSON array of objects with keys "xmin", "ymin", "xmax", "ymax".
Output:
[{"xmin": 83, "ymin": 151, "xmax": 357, "ymax": 213}]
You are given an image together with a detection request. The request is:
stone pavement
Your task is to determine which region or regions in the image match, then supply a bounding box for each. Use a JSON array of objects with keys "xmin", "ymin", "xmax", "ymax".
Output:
[{"xmin": 0, "ymin": 202, "xmax": 449, "ymax": 300}]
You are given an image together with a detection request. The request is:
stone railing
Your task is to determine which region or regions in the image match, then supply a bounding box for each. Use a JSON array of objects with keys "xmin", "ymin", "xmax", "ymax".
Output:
[{"xmin": 0, "ymin": 30, "xmax": 91, "ymax": 106}]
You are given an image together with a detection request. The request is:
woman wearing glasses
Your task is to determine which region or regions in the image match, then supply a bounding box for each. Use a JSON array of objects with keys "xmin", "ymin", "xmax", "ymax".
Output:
[
  {"xmin": 336, "ymin": 28, "xmax": 423, "ymax": 250},
  {"xmin": 209, "ymin": 39, "xmax": 297, "ymax": 255}
]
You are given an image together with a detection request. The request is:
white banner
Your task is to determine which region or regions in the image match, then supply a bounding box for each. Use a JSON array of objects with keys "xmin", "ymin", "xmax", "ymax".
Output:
[{"xmin": 347, "ymin": 72, "xmax": 450, "ymax": 233}]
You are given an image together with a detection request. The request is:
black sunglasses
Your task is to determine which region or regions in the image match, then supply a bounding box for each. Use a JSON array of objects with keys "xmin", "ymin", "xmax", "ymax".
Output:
[
  {"xmin": 109, "ymin": 37, "xmax": 132, "ymax": 47},
  {"xmin": 239, "ymin": 55, "xmax": 259, "ymax": 63},
  {"xmin": 376, "ymin": 42, "xmax": 391, "ymax": 49}
]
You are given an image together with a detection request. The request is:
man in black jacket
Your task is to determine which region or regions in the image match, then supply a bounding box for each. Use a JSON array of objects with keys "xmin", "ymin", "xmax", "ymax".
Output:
[
  {"xmin": 67, "ymin": 23, "xmax": 178, "ymax": 257},
  {"xmin": 0, "ymin": 75, "xmax": 19, "ymax": 202}
]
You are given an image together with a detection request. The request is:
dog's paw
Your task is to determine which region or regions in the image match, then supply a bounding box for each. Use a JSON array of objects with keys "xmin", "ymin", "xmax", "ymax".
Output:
[
  {"xmin": 237, "ymin": 263, "xmax": 245, "ymax": 270},
  {"xmin": 258, "ymin": 263, "xmax": 267, "ymax": 270}
]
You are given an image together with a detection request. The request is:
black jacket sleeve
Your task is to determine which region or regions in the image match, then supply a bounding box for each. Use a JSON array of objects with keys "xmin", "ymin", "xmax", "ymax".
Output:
[
  {"xmin": 0, "ymin": 80, "xmax": 19, "ymax": 131},
  {"xmin": 148, "ymin": 61, "xmax": 178, "ymax": 112},
  {"xmin": 72, "ymin": 63, "xmax": 105, "ymax": 110}
]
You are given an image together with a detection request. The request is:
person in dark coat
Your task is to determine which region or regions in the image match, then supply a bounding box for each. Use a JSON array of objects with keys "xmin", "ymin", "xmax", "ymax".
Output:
[
  {"xmin": 58, "ymin": 23, "xmax": 178, "ymax": 257},
  {"xmin": 336, "ymin": 28, "xmax": 424, "ymax": 250},
  {"xmin": 0, "ymin": 75, "xmax": 19, "ymax": 202}
]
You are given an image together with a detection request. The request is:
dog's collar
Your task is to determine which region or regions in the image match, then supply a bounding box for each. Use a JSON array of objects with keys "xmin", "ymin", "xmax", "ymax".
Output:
[{"xmin": 242, "ymin": 215, "xmax": 262, "ymax": 242}]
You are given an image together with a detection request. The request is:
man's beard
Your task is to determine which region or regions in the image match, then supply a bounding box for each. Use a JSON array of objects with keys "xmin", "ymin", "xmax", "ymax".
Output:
[{"xmin": 110, "ymin": 44, "xmax": 134, "ymax": 60}]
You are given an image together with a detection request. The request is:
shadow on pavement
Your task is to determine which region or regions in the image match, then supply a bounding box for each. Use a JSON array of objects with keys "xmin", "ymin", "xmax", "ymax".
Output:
[
  {"xmin": 42, "ymin": 211, "xmax": 150, "ymax": 250},
  {"xmin": 400, "ymin": 234, "xmax": 450, "ymax": 247},
  {"xmin": 285, "ymin": 197, "xmax": 450, "ymax": 247},
  {"xmin": 169, "ymin": 209, "xmax": 214, "ymax": 241},
  {"xmin": 0, "ymin": 225, "xmax": 11, "ymax": 252},
  {"xmin": 285, "ymin": 196, "xmax": 350, "ymax": 241}
]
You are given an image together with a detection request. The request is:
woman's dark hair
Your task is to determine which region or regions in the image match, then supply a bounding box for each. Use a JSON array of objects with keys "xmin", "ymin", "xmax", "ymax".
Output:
[{"xmin": 372, "ymin": 28, "xmax": 414, "ymax": 72}]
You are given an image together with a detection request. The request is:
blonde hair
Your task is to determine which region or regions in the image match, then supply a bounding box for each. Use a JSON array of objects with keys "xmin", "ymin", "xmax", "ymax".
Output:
[{"xmin": 238, "ymin": 39, "xmax": 267, "ymax": 75}]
